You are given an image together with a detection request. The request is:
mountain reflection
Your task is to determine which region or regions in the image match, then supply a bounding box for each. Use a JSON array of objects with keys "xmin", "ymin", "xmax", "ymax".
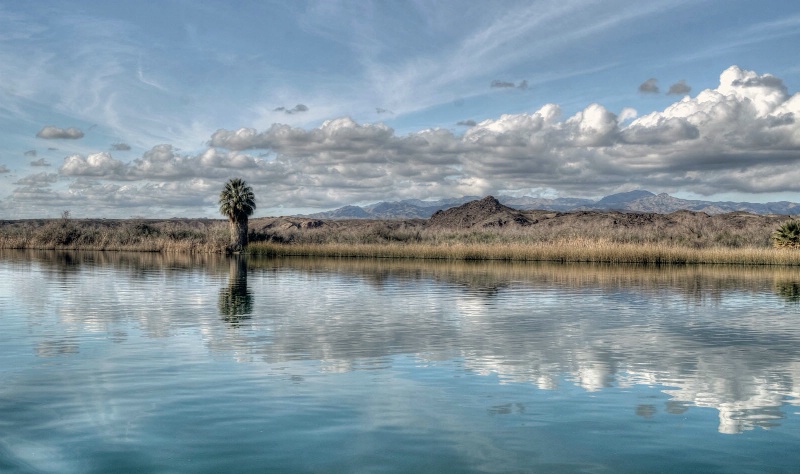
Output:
[
  {"xmin": 218, "ymin": 256, "xmax": 253, "ymax": 325},
  {"xmin": 7, "ymin": 250, "xmax": 800, "ymax": 435}
]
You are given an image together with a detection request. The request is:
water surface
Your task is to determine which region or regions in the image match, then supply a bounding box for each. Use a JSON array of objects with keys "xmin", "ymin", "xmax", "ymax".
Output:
[{"xmin": 2, "ymin": 250, "xmax": 800, "ymax": 473}]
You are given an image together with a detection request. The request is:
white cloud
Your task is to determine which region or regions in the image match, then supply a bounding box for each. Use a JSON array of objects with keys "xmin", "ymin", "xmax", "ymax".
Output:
[
  {"xmin": 618, "ymin": 107, "xmax": 638, "ymax": 122},
  {"xmin": 58, "ymin": 145, "xmax": 265, "ymax": 183},
  {"xmin": 8, "ymin": 65, "xmax": 800, "ymax": 216},
  {"xmin": 36, "ymin": 126, "xmax": 85, "ymax": 140},
  {"xmin": 60, "ymin": 152, "xmax": 127, "ymax": 178},
  {"xmin": 208, "ymin": 66, "xmax": 800, "ymax": 202}
]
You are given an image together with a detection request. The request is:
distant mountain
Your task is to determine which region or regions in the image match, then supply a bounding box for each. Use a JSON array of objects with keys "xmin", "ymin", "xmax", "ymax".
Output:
[
  {"xmin": 302, "ymin": 190, "xmax": 800, "ymax": 219},
  {"xmin": 592, "ymin": 190, "xmax": 656, "ymax": 209}
]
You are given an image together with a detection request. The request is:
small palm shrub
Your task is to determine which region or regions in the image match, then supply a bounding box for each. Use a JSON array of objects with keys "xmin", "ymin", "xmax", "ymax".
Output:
[{"xmin": 773, "ymin": 220, "xmax": 800, "ymax": 248}]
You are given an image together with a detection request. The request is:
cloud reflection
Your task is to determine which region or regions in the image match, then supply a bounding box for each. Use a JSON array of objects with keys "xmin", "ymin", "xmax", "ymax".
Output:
[{"xmin": 6, "ymin": 250, "xmax": 800, "ymax": 435}]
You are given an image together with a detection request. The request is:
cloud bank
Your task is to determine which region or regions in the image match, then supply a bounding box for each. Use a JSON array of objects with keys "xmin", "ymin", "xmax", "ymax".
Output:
[{"xmin": 5, "ymin": 66, "xmax": 800, "ymax": 217}]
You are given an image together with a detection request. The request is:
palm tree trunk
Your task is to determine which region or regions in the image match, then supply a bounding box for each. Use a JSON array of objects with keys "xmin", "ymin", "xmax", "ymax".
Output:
[{"xmin": 229, "ymin": 218, "xmax": 249, "ymax": 251}]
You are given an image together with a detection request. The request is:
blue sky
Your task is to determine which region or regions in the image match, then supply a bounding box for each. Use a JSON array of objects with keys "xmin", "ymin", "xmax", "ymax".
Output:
[{"xmin": 1, "ymin": 0, "xmax": 800, "ymax": 218}]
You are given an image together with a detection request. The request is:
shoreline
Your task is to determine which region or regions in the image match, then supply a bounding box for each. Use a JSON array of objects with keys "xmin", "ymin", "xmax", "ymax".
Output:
[{"xmin": 1, "ymin": 209, "xmax": 799, "ymax": 266}]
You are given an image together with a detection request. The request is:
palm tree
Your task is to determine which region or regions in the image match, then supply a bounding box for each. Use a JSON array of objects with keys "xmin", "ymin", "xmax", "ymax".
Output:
[
  {"xmin": 219, "ymin": 178, "xmax": 256, "ymax": 251},
  {"xmin": 772, "ymin": 220, "xmax": 800, "ymax": 248}
]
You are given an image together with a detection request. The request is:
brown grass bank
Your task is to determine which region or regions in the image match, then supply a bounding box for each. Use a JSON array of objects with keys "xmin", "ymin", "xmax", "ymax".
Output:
[
  {"xmin": 0, "ymin": 217, "xmax": 229, "ymax": 253},
  {"xmin": 244, "ymin": 201, "xmax": 799, "ymax": 264},
  {"xmin": 2, "ymin": 198, "xmax": 799, "ymax": 264}
]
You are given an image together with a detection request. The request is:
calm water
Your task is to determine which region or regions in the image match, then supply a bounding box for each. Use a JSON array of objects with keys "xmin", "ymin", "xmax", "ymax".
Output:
[{"xmin": 2, "ymin": 250, "xmax": 800, "ymax": 473}]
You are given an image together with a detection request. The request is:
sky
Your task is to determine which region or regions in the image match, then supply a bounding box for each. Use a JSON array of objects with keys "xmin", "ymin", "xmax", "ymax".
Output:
[{"xmin": 1, "ymin": 0, "xmax": 800, "ymax": 218}]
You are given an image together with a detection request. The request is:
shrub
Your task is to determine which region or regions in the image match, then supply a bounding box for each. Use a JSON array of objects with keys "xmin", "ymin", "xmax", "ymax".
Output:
[{"xmin": 773, "ymin": 220, "xmax": 800, "ymax": 248}]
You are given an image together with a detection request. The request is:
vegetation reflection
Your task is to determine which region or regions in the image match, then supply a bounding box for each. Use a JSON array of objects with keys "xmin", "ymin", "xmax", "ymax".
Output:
[{"xmin": 775, "ymin": 280, "xmax": 800, "ymax": 303}]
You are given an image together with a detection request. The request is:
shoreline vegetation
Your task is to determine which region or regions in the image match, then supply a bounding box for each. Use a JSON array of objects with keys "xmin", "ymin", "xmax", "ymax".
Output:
[
  {"xmin": 2, "ymin": 195, "xmax": 799, "ymax": 266},
  {"xmin": 246, "ymin": 240, "xmax": 800, "ymax": 265}
]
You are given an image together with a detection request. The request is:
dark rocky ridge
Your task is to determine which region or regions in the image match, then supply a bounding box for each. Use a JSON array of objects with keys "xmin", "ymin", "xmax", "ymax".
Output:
[{"xmin": 427, "ymin": 196, "xmax": 532, "ymax": 229}]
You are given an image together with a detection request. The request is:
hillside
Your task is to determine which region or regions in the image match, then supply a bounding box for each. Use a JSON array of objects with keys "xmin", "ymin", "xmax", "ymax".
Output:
[
  {"xmin": 426, "ymin": 196, "xmax": 532, "ymax": 228},
  {"xmin": 1, "ymin": 196, "xmax": 797, "ymax": 255},
  {"xmin": 247, "ymin": 196, "xmax": 797, "ymax": 252}
]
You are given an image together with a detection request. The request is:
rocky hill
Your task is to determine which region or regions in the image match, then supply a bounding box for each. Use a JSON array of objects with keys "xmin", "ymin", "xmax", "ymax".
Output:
[{"xmin": 426, "ymin": 196, "xmax": 532, "ymax": 229}]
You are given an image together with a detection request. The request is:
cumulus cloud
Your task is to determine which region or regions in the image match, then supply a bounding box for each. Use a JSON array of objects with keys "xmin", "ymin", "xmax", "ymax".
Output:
[
  {"xmin": 457, "ymin": 120, "xmax": 477, "ymax": 127},
  {"xmin": 59, "ymin": 144, "xmax": 263, "ymax": 181},
  {"xmin": 273, "ymin": 104, "xmax": 309, "ymax": 114},
  {"xmin": 620, "ymin": 117, "xmax": 699, "ymax": 144},
  {"xmin": 8, "ymin": 65, "xmax": 796, "ymax": 216},
  {"xmin": 209, "ymin": 117, "xmax": 396, "ymax": 152},
  {"xmin": 36, "ymin": 126, "xmax": 85, "ymax": 140},
  {"xmin": 30, "ymin": 158, "xmax": 51, "ymax": 167},
  {"xmin": 0, "ymin": 165, "xmax": 9, "ymax": 173},
  {"xmin": 24, "ymin": 150, "xmax": 37, "ymax": 157},
  {"xmin": 203, "ymin": 66, "xmax": 800, "ymax": 203},
  {"xmin": 667, "ymin": 80, "xmax": 691, "ymax": 95},
  {"xmin": 111, "ymin": 143, "xmax": 131, "ymax": 151},
  {"xmin": 639, "ymin": 78, "xmax": 659, "ymax": 94},
  {"xmin": 618, "ymin": 107, "xmax": 638, "ymax": 122},
  {"xmin": 60, "ymin": 152, "xmax": 127, "ymax": 178}
]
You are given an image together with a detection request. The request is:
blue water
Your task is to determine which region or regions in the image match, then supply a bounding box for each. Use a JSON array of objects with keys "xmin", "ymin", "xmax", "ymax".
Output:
[{"xmin": 1, "ymin": 250, "xmax": 800, "ymax": 473}]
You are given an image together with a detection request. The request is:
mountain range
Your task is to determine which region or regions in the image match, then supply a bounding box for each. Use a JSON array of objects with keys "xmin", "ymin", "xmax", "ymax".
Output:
[{"xmin": 303, "ymin": 190, "xmax": 800, "ymax": 219}]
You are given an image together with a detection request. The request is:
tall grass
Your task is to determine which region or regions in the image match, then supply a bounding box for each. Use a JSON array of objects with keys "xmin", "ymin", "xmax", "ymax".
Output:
[
  {"xmin": 3, "ymin": 214, "xmax": 799, "ymax": 265},
  {"xmin": 0, "ymin": 218, "xmax": 229, "ymax": 253},
  {"xmin": 247, "ymin": 239, "xmax": 800, "ymax": 265}
]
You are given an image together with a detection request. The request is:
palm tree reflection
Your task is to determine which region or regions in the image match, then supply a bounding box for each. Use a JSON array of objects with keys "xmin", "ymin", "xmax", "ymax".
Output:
[{"xmin": 219, "ymin": 256, "xmax": 253, "ymax": 326}]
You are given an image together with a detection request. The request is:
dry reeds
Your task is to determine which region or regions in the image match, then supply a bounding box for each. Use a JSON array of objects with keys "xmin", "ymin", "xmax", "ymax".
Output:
[
  {"xmin": 247, "ymin": 239, "xmax": 800, "ymax": 265},
  {"xmin": 0, "ymin": 218, "xmax": 229, "ymax": 253},
  {"xmin": 3, "ymin": 212, "xmax": 800, "ymax": 265}
]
